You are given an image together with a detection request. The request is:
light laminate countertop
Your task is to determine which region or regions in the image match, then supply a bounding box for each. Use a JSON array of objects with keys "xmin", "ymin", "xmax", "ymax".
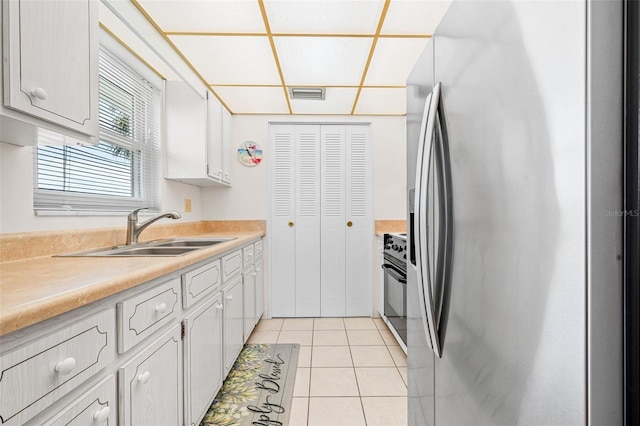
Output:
[{"xmin": 0, "ymin": 231, "xmax": 264, "ymax": 337}]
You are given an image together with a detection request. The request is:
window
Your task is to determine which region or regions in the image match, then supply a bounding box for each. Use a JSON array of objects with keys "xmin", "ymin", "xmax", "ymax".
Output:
[{"xmin": 34, "ymin": 46, "xmax": 161, "ymax": 213}]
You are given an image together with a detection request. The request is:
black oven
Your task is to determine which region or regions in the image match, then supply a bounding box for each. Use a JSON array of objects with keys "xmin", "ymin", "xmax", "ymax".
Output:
[{"xmin": 382, "ymin": 233, "xmax": 407, "ymax": 347}]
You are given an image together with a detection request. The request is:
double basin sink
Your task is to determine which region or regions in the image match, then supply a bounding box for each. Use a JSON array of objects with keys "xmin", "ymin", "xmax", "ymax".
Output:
[{"xmin": 58, "ymin": 237, "xmax": 236, "ymax": 257}]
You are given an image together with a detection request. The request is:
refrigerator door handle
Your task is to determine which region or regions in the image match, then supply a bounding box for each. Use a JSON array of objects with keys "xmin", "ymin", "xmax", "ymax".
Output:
[{"xmin": 415, "ymin": 82, "xmax": 443, "ymax": 357}]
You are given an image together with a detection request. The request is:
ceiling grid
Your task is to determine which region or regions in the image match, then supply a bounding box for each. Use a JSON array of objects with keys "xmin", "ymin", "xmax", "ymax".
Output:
[{"xmin": 112, "ymin": 0, "xmax": 453, "ymax": 115}]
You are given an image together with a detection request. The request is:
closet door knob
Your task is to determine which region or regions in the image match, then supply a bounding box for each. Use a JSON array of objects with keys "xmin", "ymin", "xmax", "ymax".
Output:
[
  {"xmin": 347, "ymin": 221, "xmax": 353, "ymax": 227},
  {"xmin": 288, "ymin": 221, "xmax": 294, "ymax": 227}
]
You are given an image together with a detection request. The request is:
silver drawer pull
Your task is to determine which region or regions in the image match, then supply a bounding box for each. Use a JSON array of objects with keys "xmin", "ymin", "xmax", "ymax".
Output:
[
  {"xmin": 137, "ymin": 371, "xmax": 151, "ymax": 384},
  {"xmin": 93, "ymin": 406, "xmax": 110, "ymax": 423},
  {"xmin": 155, "ymin": 302, "xmax": 167, "ymax": 314},
  {"xmin": 215, "ymin": 303, "xmax": 224, "ymax": 311},
  {"xmin": 54, "ymin": 357, "xmax": 77, "ymax": 375}
]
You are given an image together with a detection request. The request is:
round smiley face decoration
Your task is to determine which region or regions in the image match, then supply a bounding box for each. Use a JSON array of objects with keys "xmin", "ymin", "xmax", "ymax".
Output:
[{"xmin": 237, "ymin": 141, "xmax": 263, "ymax": 167}]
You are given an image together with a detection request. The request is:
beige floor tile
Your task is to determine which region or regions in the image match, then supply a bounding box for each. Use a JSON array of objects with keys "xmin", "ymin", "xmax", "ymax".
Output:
[
  {"xmin": 289, "ymin": 397, "xmax": 309, "ymax": 426},
  {"xmin": 361, "ymin": 397, "xmax": 408, "ymax": 426},
  {"xmin": 308, "ymin": 397, "xmax": 366, "ymax": 426},
  {"xmin": 350, "ymin": 346, "xmax": 395, "ymax": 367},
  {"xmin": 388, "ymin": 345, "xmax": 408, "ymax": 367},
  {"xmin": 247, "ymin": 330, "xmax": 279, "ymax": 344},
  {"xmin": 344, "ymin": 317, "xmax": 377, "ymax": 330},
  {"xmin": 312, "ymin": 346, "xmax": 353, "ymax": 368},
  {"xmin": 282, "ymin": 318, "xmax": 315, "ymax": 330},
  {"xmin": 256, "ymin": 318, "xmax": 284, "ymax": 331},
  {"xmin": 379, "ymin": 328, "xmax": 401, "ymax": 346},
  {"xmin": 294, "ymin": 368, "xmax": 311, "ymax": 397},
  {"xmin": 398, "ymin": 366, "xmax": 408, "ymax": 386},
  {"xmin": 373, "ymin": 317, "xmax": 387, "ymax": 329},
  {"xmin": 313, "ymin": 330, "xmax": 348, "ymax": 346},
  {"xmin": 347, "ymin": 329, "xmax": 385, "ymax": 345},
  {"xmin": 314, "ymin": 317, "xmax": 345, "ymax": 330},
  {"xmin": 298, "ymin": 346, "xmax": 312, "ymax": 368},
  {"xmin": 279, "ymin": 330, "xmax": 313, "ymax": 346},
  {"xmin": 310, "ymin": 367, "xmax": 359, "ymax": 396},
  {"xmin": 355, "ymin": 367, "xmax": 407, "ymax": 396}
]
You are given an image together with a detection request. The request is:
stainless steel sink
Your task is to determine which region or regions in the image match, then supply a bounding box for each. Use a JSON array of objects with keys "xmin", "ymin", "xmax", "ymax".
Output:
[{"xmin": 56, "ymin": 237, "xmax": 236, "ymax": 257}]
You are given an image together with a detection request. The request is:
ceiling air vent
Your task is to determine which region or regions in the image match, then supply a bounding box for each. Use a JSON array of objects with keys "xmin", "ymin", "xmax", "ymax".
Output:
[{"xmin": 288, "ymin": 87, "xmax": 325, "ymax": 100}]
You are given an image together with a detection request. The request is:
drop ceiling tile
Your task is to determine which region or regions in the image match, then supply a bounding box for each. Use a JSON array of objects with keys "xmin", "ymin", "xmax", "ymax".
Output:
[
  {"xmin": 365, "ymin": 37, "xmax": 429, "ymax": 86},
  {"xmin": 289, "ymin": 87, "xmax": 358, "ymax": 115},
  {"xmin": 264, "ymin": 0, "xmax": 385, "ymax": 34},
  {"xmin": 213, "ymin": 86, "xmax": 289, "ymax": 114},
  {"xmin": 137, "ymin": 0, "xmax": 266, "ymax": 33},
  {"xmin": 381, "ymin": 0, "xmax": 453, "ymax": 35},
  {"xmin": 99, "ymin": 4, "xmax": 180, "ymax": 80},
  {"xmin": 354, "ymin": 88, "xmax": 406, "ymax": 115},
  {"xmin": 169, "ymin": 35, "xmax": 281, "ymax": 85},
  {"xmin": 274, "ymin": 36, "xmax": 372, "ymax": 86}
]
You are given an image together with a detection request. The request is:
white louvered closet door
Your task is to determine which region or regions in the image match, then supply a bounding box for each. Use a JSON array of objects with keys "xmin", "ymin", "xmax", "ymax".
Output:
[
  {"xmin": 320, "ymin": 126, "xmax": 347, "ymax": 317},
  {"xmin": 345, "ymin": 125, "xmax": 373, "ymax": 316},
  {"xmin": 295, "ymin": 125, "xmax": 321, "ymax": 317},
  {"xmin": 269, "ymin": 125, "xmax": 296, "ymax": 317}
]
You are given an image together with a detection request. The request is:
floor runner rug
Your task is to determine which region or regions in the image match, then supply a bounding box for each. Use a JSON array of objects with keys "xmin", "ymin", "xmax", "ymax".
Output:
[{"xmin": 201, "ymin": 343, "xmax": 300, "ymax": 426}]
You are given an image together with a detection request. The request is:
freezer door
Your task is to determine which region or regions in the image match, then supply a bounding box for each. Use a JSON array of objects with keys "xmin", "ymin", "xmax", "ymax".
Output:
[{"xmin": 433, "ymin": 1, "xmax": 590, "ymax": 424}]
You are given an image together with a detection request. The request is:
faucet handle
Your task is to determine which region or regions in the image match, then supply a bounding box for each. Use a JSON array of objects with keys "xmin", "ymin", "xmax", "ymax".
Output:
[{"xmin": 128, "ymin": 207, "xmax": 150, "ymax": 220}]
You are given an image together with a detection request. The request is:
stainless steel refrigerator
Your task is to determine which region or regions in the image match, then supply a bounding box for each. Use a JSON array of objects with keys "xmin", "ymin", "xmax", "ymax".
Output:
[{"xmin": 406, "ymin": 1, "xmax": 624, "ymax": 424}]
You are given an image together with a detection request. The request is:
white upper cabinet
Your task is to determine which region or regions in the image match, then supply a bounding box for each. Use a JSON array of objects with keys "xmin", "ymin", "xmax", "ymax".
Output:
[
  {"xmin": 165, "ymin": 81, "xmax": 232, "ymax": 187},
  {"xmin": 221, "ymin": 106, "xmax": 233, "ymax": 184},
  {"xmin": 0, "ymin": 0, "xmax": 99, "ymax": 146}
]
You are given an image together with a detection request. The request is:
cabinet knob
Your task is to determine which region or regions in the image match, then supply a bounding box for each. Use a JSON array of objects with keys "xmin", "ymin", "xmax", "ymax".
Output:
[
  {"xmin": 215, "ymin": 303, "xmax": 224, "ymax": 311},
  {"xmin": 288, "ymin": 221, "xmax": 294, "ymax": 227},
  {"xmin": 30, "ymin": 87, "xmax": 47, "ymax": 100},
  {"xmin": 93, "ymin": 406, "xmax": 111, "ymax": 423},
  {"xmin": 250, "ymin": 272, "xmax": 257, "ymax": 277},
  {"xmin": 155, "ymin": 302, "xmax": 167, "ymax": 314},
  {"xmin": 137, "ymin": 371, "xmax": 151, "ymax": 384},
  {"xmin": 347, "ymin": 221, "xmax": 353, "ymax": 227},
  {"xmin": 226, "ymin": 294, "xmax": 233, "ymax": 302},
  {"xmin": 54, "ymin": 357, "xmax": 77, "ymax": 376}
]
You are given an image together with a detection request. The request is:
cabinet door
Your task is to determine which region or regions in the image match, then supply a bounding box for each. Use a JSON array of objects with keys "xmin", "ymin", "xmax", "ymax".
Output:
[
  {"xmin": 165, "ymin": 81, "xmax": 207, "ymax": 182},
  {"xmin": 183, "ymin": 295, "xmax": 223, "ymax": 426},
  {"xmin": 345, "ymin": 125, "xmax": 373, "ymax": 316},
  {"xmin": 255, "ymin": 260, "xmax": 265, "ymax": 323},
  {"xmin": 269, "ymin": 125, "xmax": 296, "ymax": 317},
  {"xmin": 119, "ymin": 325, "xmax": 182, "ymax": 426},
  {"xmin": 320, "ymin": 125, "xmax": 346, "ymax": 317},
  {"xmin": 3, "ymin": 0, "xmax": 98, "ymax": 135},
  {"xmin": 243, "ymin": 266, "xmax": 256, "ymax": 341},
  {"xmin": 206, "ymin": 92, "xmax": 223, "ymax": 180},
  {"xmin": 223, "ymin": 276, "xmax": 244, "ymax": 375},
  {"xmin": 221, "ymin": 107, "xmax": 232, "ymax": 184}
]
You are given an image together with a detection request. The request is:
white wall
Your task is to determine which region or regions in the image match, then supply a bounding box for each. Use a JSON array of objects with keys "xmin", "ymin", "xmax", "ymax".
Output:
[
  {"xmin": 201, "ymin": 114, "xmax": 406, "ymax": 221},
  {"xmin": 0, "ymin": 141, "xmax": 202, "ymax": 233}
]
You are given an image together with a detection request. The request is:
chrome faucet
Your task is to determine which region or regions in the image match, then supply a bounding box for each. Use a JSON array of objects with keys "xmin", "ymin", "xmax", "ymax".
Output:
[{"xmin": 126, "ymin": 207, "xmax": 181, "ymax": 245}]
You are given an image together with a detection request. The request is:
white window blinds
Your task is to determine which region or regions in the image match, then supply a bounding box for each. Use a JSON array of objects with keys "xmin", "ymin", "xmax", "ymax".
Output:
[{"xmin": 34, "ymin": 46, "xmax": 161, "ymax": 213}]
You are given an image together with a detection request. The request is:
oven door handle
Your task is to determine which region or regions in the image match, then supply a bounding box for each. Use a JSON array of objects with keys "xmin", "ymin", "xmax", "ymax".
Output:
[{"xmin": 381, "ymin": 264, "xmax": 407, "ymax": 284}]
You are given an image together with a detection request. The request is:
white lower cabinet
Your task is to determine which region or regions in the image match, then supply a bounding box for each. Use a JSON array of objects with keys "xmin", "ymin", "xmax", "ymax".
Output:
[
  {"xmin": 119, "ymin": 325, "xmax": 182, "ymax": 426},
  {"xmin": 243, "ymin": 265, "xmax": 256, "ymax": 341},
  {"xmin": 0, "ymin": 238, "xmax": 263, "ymax": 426},
  {"xmin": 183, "ymin": 294, "xmax": 223, "ymax": 426},
  {"xmin": 255, "ymin": 259, "xmax": 265, "ymax": 324},
  {"xmin": 42, "ymin": 375, "xmax": 116, "ymax": 426},
  {"xmin": 223, "ymin": 275, "xmax": 244, "ymax": 375}
]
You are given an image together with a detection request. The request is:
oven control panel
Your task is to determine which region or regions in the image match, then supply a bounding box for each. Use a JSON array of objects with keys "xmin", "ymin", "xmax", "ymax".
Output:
[{"xmin": 384, "ymin": 233, "xmax": 407, "ymax": 261}]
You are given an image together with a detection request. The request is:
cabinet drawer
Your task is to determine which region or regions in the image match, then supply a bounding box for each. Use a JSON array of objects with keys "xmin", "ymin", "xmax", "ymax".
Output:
[
  {"xmin": 222, "ymin": 250, "xmax": 242, "ymax": 281},
  {"xmin": 117, "ymin": 278, "xmax": 180, "ymax": 353},
  {"xmin": 0, "ymin": 309, "xmax": 115, "ymax": 426},
  {"xmin": 254, "ymin": 240, "xmax": 263, "ymax": 259},
  {"xmin": 243, "ymin": 244, "xmax": 255, "ymax": 268},
  {"xmin": 182, "ymin": 259, "xmax": 221, "ymax": 309},
  {"xmin": 42, "ymin": 375, "xmax": 116, "ymax": 426}
]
